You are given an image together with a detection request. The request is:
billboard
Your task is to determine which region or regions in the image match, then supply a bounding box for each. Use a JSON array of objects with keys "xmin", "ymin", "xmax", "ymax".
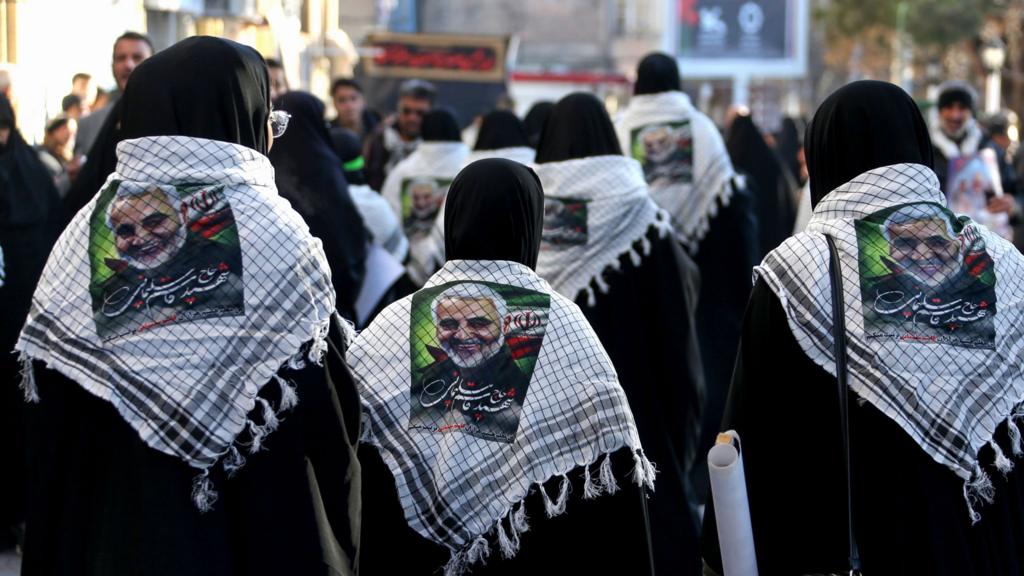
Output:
[{"xmin": 668, "ymin": 0, "xmax": 808, "ymax": 77}]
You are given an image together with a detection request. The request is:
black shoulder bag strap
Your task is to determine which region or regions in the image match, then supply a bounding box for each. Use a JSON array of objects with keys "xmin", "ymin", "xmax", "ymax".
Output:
[{"xmin": 824, "ymin": 233, "xmax": 862, "ymax": 575}]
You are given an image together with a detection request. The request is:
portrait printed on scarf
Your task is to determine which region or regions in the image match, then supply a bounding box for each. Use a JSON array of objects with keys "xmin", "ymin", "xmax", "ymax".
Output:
[
  {"xmin": 408, "ymin": 281, "xmax": 551, "ymax": 443},
  {"xmin": 89, "ymin": 181, "xmax": 245, "ymax": 341},
  {"xmin": 401, "ymin": 176, "xmax": 452, "ymax": 241},
  {"xmin": 856, "ymin": 202, "xmax": 997, "ymax": 349},
  {"xmin": 630, "ymin": 120, "xmax": 694, "ymax": 188},
  {"xmin": 541, "ymin": 197, "xmax": 588, "ymax": 248}
]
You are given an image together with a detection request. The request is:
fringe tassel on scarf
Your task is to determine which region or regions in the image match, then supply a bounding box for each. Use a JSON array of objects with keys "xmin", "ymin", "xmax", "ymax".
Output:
[
  {"xmin": 197, "ymin": 372, "xmax": 304, "ymax": 512},
  {"xmin": 19, "ymin": 352, "xmax": 39, "ymax": 403},
  {"xmin": 442, "ymin": 449, "xmax": 658, "ymax": 576}
]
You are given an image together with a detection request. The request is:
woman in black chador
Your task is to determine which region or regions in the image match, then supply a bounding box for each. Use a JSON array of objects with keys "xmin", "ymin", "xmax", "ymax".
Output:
[
  {"xmin": 352, "ymin": 158, "xmax": 658, "ymax": 576},
  {"xmin": 270, "ymin": 90, "xmax": 368, "ymax": 322},
  {"xmin": 18, "ymin": 37, "xmax": 361, "ymax": 576},
  {"xmin": 702, "ymin": 80, "xmax": 1024, "ymax": 575},
  {"xmin": 0, "ymin": 94, "xmax": 62, "ymax": 552},
  {"xmin": 534, "ymin": 92, "xmax": 705, "ymax": 575},
  {"xmin": 727, "ymin": 112, "xmax": 799, "ymax": 257}
]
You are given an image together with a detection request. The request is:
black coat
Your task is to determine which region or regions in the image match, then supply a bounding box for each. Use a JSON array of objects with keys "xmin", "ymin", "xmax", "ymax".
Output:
[
  {"xmin": 21, "ymin": 320, "xmax": 361, "ymax": 576},
  {"xmin": 578, "ymin": 226, "xmax": 705, "ymax": 576},
  {"xmin": 0, "ymin": 117, "xmax": 63, "ymax": 542},
  {"xmin": 358, "ymin": 446, "xmax": 653, "ymax": 575},
  {"xmin": 690, "ymin": 182, "xmax": 760, "ymax": 504},
  {"xmin": 702, "ymin": 279, "xmax": 1024, "ymax": 575}
]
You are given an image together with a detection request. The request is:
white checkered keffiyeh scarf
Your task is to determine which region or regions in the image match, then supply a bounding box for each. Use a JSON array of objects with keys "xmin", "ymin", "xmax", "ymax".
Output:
[
  {"xmin": 461, "ymin": 146, "xmax": 536, "ymax": 168},
  {"xmin": 16, "ymin": 136, "xmax": 337, "ymax": 510},
  {"xmin": 349, "ymin": 259, "xmax": 654, "ymax": 575},
  {"xmin": 382, "ymin": 141, "xmax": 470, "ymax": 285},
  {"xmin": 756, "ymin": 163, "xmax": 1024, "ymax": 522},
  {"xmin": 615, "ymin": 91, "xmax": 736, "ymax": 252},
  {"xmin": 534, "ymin": 155, "xmax": 672, "ymax": 306}
]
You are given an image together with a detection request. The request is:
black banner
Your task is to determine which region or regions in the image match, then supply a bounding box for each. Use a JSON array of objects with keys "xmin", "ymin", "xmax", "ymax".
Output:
[{"xmin": 364, "ymin": 33, "xmax": 508, "ymax": 83}]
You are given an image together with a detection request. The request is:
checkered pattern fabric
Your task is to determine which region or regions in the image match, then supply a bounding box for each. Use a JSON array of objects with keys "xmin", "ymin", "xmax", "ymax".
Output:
[
  {"xmin": 349, "ymin": 259, "xmax": 653, "ymax": 575},
  {"xmin": 381, "ymin": 141, "xmax": 469, "ymax": 285},
  {"xmin": 462, "ymin": 147, "xmax": 536, "ymax": 169},
  {"xmin": 756, "ymin": 163, "xmax": 1024, "ymax": 522},
  {"xmin": 534, "ymin": 155, "xmax": 672, "ymax": 306},
  {"xmin": 615, "ymin": 91, "xmax": 736, "ymax": 252},
  {"xmin": 16, "ymin": 136, "xmax": 337, "ymax": 509}
]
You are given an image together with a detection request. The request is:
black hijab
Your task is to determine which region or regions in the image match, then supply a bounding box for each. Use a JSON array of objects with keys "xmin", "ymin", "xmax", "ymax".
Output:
[
  {"xmin": 0, "ymin": 96, "xmax": 61, "ymax": 228},
  {"xmin": 269, "ymin": 91, "xmax": 368, "ymax": 321},
  {"xmin": 0, "ymin": 94, "xmax": 62, "ymax": 372},
  {"xmin": 331, "ymin": 127, "xmax": 368, "ymax": 186},
  {"xmin": 634, "ymin": 52, "xmax": 682, "ymax": 96},
  {"xmin": 444, "ymin": 158, "xmax": 544, "ymax": 269},
  {"xmin": 64, "ymin": 36, "xmax": 270, "ymax": 227},
  {"xmin": 535, "ymin": 92, "xmax": 622, "ymax": 164},
  {"xmin": 727, "ymin": 114, "xmax": 796, "ymax": 256},
  {"xmin": 420, "ymin": 109, "xmax": 462, "ymax": 142},
  {"xmin": 523, "ymin": 101, "xmax": 553, "ymax": 149},
  {"xmin": 806, "ymin": 80, "xmax": 933, "ymax": 208},
  {"xmin": 120, "ymin": 36, "xmax": 270, "ymax": 154},
  {"xmin": 474, "ymin": 110, "xmax": 529, "ymax": 151},
  {"xmin": 775, "ymin": 116, "xmax": 803, "ymax": 186}
]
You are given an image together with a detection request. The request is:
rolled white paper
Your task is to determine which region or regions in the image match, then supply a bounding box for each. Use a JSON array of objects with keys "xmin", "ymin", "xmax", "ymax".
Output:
[{"xmin": 708, "ymin": 430, "xmax": 758, "ymax": 576}]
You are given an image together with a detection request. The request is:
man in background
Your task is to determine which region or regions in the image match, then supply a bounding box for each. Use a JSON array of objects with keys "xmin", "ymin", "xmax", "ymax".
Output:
[
  {"xmin": 266, "ymin": 58, "xmax": 289, "ymax": 101},
  {"xmin": 75, "ymin": 32, "xmax": 153, "ymax": 156},
  {"xmin": 329, "ymin": 78, "xmax": 379, "ymax": 141},
  {"xmin": 364, "ymin": 79, "xmax": 436, "ymax": 191},
  {"xmin": 71, "ymin": 73, "xmax": 96, "ymax": 115}
]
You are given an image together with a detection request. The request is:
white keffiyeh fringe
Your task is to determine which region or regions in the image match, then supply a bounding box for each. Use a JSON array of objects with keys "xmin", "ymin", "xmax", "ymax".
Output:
[
  {"xmin": 534, "ymin": 155, "xmax": 674, "ymax": 306},
  {"xmin": 442, "ymin": 448, "xmax": 657, "ymax": 576}
]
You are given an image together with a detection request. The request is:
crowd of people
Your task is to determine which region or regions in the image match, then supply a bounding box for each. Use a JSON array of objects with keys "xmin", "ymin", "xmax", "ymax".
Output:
[{"xmin": 0, "ymin": 30, "xmax": 1023, "ymax": 576}]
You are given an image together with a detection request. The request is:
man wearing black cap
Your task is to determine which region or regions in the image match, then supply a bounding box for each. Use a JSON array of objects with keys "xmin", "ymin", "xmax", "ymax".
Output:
[
  {"xmin": 932, "ymin": 81, "xmax": 1019, "ymax": 230},
  {"xmin": 932, "ymin": 81, "xmax": 1015, "ymax": 190}
]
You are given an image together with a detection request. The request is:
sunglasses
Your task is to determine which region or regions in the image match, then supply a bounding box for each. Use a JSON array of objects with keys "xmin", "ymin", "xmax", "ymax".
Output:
[{"xmin": 270, "ymin": 110, "xmax": 291, "ymax": 138}]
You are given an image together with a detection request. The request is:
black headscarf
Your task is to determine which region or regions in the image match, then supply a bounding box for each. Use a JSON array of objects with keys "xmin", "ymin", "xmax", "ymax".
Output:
[
  {"xmin": 0, "ymin": 94, "xmax": 62, "ymax": 431},
  {"xmin": 634, "ymin": 52, "xmax": 682, "ymax": 96},
  {"xmin": 63, "ymin": 36, "xmax": 270, "ymax": 227},
  {"xmin": 269, "ymin": 91, "xmax": 368, "ymax": 321},
  {"xmin": 0, "ymin": 96, "xmax": 61, "ymax": 228},
  {"xmin": 420, "ymin": 109, "xmax": 462, "ymax": 142},
  {"xmin": 535, "ymin": 92, "xmax": 622, "ymax": 164},
  {"xmin": 775, "ymin": 116, "xmax": 804, "ymax": 186},
  {"xmin": 444, "ymin": 158, "xmax": 544, "ymax": 269},
  {"xmin": 727, "ymin": 114, "xmax": 796, "ymax": 255},
  {"xmin": 523, "ymin": 101, "xmax": 553, "ymax": 149},
  {"xmin": 120, "ymin": 36, "xmax": 270, "ymax": 154},
  {"xmin": 474, "ymin": 110, "xmax": 529, "ymax": 151},
  {"xmin": 330, "ymin": 127, "xmax": 368, "ymax": 186},
  {"xmin": 806, "ymin": 80, "xmax": 933, "ymax": 208}
]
